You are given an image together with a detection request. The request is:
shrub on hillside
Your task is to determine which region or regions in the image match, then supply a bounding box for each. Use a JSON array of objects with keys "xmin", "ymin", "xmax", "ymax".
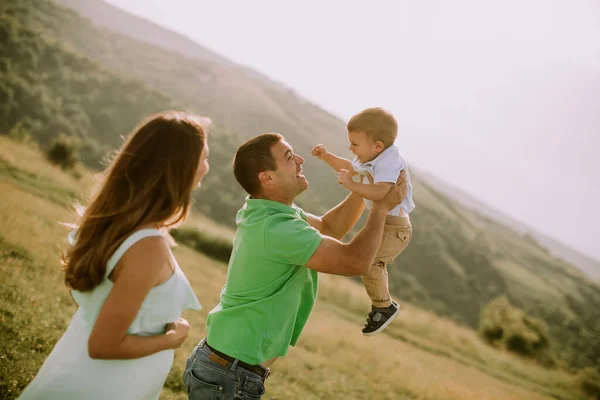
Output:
[
  {"xmin": 7, "ymin": 121, "xmax": 35, "ymax": 145},
  {"xmin": 46, "ymin": 134, "xmax": 80, "ymax": 169},
  {"xmin": 479, "ymin": 295, "xmax": 553, "ymax": 364},
  {"xmin": 171, "ymin": 227, "xmax": 232, "ymax": 263},
  {"xmin": 579, "ymin": 367, "xmax": 600, "ymax": 399}
]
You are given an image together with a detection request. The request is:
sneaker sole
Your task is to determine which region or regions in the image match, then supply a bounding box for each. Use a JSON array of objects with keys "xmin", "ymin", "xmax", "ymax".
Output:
[{"xmin": 362, "ymin": 304, "xmax": 401, "ymax": 337}]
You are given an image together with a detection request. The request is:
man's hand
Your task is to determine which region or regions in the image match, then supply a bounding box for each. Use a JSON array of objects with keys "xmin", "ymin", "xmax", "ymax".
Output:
[
  {"xmin": 337, "ymin": 169, "xmax": 353, "ymax": 187},
  {"xmin": 378, "ymin": 170, "xmax": 408, "ymax": 211},
  {"xmin": 312, "ymin": 144, "xmax": 328, "ymax": 160}
]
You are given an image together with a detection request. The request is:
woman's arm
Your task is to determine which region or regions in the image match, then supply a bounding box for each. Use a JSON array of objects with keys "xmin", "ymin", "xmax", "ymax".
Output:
[{"xmin": 87, "ymin": 236, "xmax": 189, "ymax": 360}]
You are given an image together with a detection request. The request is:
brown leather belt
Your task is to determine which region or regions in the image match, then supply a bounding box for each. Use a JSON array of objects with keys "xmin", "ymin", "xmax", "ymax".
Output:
[{"xmin": 204, "ymin": 341, "xmax": 271, "ymax": 380}]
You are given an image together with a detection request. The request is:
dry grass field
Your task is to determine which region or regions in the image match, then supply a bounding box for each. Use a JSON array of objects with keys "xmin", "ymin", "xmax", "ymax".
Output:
[{"xmin": 0, "ymin": 136, "xmax": 591, "ymax": 399}]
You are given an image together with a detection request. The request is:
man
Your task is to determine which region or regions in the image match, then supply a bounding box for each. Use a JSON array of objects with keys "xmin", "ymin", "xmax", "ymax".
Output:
[{"xmin": 183, "ymin": 133, "xmax": 407, "ymax": 399}]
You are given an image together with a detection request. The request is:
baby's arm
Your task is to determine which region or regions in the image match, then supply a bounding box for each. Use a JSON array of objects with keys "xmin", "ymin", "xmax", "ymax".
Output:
[
  {"xmin": 341, "ymin": 157, "xmax": 407, "ymax": 202},
  {"xmin": 312, "ymin": 144, "xmax": 355, "ymax": 173},
  {"xmin": 338, "ymin": 168, "xmax": 393, "ymax": 201}
]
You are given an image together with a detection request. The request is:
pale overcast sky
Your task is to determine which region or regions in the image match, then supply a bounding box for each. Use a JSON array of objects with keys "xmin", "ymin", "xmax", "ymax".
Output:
[{"xmin": 105, "ymin": 0, "xmax": 600, "ymax": 260}]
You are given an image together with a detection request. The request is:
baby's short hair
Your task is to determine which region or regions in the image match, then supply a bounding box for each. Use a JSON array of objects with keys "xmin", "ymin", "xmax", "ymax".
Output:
[{"xmin": 347, "ymin": 107, "xmax": 398, "ymax": 147}]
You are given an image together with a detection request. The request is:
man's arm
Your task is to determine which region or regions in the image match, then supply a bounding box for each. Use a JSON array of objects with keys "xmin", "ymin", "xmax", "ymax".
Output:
[
  {"xmin": 305, "ymin": 171, "xmax": 407, "ymax": 276},
  {"xmin": 304, "ymin": 192, "xmax": 364, "ymax": 240},
  {"xmin": 305, "ymin": 169, "xmax": 406, "ymax": 239},
  {"xmin": 306, "ymin": 187, "xmax": 404, "ymax": 276}
]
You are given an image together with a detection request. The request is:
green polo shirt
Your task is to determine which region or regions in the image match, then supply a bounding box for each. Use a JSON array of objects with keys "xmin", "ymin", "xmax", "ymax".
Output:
[{"xmin": 206, "ymin": 197, "xmax": 323, "ymax": 365}]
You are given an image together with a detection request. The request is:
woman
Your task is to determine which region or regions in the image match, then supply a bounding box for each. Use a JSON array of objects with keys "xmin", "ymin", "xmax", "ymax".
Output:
[{"xmin": 19, "ymin": 111, "xmax": 211, "ymax": 399}]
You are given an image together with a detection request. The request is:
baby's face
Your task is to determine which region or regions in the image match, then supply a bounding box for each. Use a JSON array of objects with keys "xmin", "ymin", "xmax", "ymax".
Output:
[{"xmin": 347, "ymin": 131, "xmax": 381, "ymax": 163}]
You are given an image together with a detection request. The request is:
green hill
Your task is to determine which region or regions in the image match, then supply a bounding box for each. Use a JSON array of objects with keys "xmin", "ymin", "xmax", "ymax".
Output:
[
  {"xmin": 1, "ymin": 0, "xmax": 599, "ymax": 369},
  {"xmin": 419, "ymin": 168, "xmax": 600, "ymax": 282},
  {"xmin": 2, "ymin": 135, "xmax": 596, "ymax": 400}
]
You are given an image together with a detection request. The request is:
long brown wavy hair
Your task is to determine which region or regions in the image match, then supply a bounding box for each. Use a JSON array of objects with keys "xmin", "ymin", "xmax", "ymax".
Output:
[{"xmin": 63, "ymin": 111, "xmax": 207, "ymax": 291}]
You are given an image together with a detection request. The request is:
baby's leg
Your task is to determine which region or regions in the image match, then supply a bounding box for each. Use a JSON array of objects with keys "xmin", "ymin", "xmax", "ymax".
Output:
[
  {"xmin": 360, "ymin": 215, "xmax": 412, "ymax": 335},
  {"xmin": 362, "ymin": 260, "xmax": 392, "ymax": 308},
  {"xmin": 362, "ymin": 215, "xmax": 412, "ymax": 306}
]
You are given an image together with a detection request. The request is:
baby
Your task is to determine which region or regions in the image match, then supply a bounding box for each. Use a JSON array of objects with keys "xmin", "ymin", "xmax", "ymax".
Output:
[{"xmin": 312, "ymin": 107, "xmax": 415, "ymax": 335}]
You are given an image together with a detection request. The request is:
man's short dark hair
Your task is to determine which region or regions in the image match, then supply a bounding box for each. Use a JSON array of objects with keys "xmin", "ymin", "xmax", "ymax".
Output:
[{"xmin": 233, "ymin": 133, "xmax": 283, "ymax": 196}]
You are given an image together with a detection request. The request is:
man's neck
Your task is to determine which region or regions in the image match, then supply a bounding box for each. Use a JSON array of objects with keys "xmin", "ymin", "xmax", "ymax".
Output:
[{"xmin": 252, "ymin": 193, "xmax": 294, "ymax": 206}]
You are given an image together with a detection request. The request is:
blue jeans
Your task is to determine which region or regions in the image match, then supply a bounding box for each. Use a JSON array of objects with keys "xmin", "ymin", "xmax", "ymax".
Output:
[{"xmin": 184, "ymin": 338, "xmax": 266, "ymax": 399}]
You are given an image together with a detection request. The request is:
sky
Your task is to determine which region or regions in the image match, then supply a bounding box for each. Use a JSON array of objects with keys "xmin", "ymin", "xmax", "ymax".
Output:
[{"xmin": 105, "ymin": 0, "xmax": 600, "ymax": 261}]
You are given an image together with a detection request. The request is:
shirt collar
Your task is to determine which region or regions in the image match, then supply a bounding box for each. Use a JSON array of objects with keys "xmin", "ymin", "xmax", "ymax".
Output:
[
  {"xmin": 244, "ymin": 196, "xmax": 299, "ymax": 215},
  {"xmin": 359, "ymin": 144, "xmax": 398, "ymax": 167}
]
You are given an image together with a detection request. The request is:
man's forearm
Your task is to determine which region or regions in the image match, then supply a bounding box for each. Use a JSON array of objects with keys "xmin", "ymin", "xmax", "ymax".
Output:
[
  {"xmin": 321, "ymin": 192, "xmax": 365, "ymax": 240},
  {"xmin": 322, "ymin": 152, "xmax": 354, "ymax": 172},
  {"xmin": 345, "ymin": 204, "xmax": 388, "ymax": 272}
]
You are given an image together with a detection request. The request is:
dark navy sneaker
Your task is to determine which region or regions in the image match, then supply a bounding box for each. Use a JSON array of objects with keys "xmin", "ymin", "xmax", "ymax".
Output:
[{"xmin": 362, "ymin": 301, "xmax": 401, "ymax": 336}]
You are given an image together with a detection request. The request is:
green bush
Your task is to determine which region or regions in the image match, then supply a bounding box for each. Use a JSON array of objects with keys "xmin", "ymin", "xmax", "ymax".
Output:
[
  {"xmin": 481, "ymin": 325, "xmax": 504, "ymax": 342},
  {"xmin": 479, "ymin": 296, "xmax": 553, "ymax": 363},
  {"xmin": 579, "ymin": 368, "xmax": 600, "ymax": 399},
  {"xmin": 46, "ymin": 134, "xmax": 80, "ymax": 169},
  {"xmin": 171, "ymin": 227, "xmax": 233, "ymax": 263},
  {"xmin": 7, "ymin": 121, "xmax": 35, "ymax": 145}
]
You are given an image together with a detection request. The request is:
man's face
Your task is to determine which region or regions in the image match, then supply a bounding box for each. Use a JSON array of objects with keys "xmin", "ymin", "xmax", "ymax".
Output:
[{"xmin": 270, "ymin": 140, "xmax": 308, "ymax": 198}]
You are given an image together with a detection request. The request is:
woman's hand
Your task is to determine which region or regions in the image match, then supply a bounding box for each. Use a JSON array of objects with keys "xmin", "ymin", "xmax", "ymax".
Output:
[{"xmin": 165, "ymin": 317, "xmax": 191, "ymax": 349}]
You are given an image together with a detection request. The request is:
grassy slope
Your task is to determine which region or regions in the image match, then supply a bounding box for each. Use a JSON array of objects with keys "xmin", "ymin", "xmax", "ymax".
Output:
[
  {"xmin": 4, "ymin": 0, "xmax": 598, "ymax": 368},
  {"xmin": 0, "ymin": 136, "xmax": 591, "ymax": 399}
]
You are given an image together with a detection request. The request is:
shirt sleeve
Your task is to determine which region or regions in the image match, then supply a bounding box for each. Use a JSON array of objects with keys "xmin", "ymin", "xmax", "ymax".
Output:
[
  {"xmin": 264, "ymin": 213, "xmax": 323, "ymax": 266},
  {"xmin": 373, "ymin": 156, "xmax": 405, "ymax": 184}
]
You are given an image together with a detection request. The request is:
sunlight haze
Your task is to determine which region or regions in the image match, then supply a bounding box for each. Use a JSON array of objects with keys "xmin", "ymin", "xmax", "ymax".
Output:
[{"xmin": 105, "ymin": 0, "xmax": 600, "ymax": 260}]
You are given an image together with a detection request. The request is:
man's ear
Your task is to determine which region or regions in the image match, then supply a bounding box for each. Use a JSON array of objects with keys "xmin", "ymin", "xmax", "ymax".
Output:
[
  {"xmin": 258, "ymin": 171, "xmax": 273, "ymax": 186},
  {"xmin": 374, "ymin": 140, "xmax": 385, "ymax": 152}
]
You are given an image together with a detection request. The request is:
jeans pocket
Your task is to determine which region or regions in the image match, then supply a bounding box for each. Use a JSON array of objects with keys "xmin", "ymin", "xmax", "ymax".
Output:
[
  {"xmin": 185, "ymin": 367, "xmax": 224, "ymax": 400},
  {"xmin": 238, "ymin": 374, "xmax": 266, "ymax": 399}
]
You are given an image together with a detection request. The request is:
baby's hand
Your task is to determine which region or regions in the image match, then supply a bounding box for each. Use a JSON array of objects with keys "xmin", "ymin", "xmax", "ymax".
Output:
[
  {"xmin": 312, "ymin": 144, "xmax": 328, "ymax": 159},
  {"xmin": 337, "ymin": 169, "xmax": 353, "ymax": 187}
]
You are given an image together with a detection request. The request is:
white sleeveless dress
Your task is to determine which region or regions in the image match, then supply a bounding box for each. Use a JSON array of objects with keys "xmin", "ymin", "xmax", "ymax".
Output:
[{"xmin": 18, "ymin": 229, "xmax": 202, "ymax": 400}]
